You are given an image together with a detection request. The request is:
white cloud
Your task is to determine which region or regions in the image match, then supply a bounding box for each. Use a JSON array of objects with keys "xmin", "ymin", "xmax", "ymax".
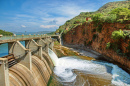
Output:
[
  {"xmin": 39, "ymin": 3, "xmax": 95, "ymax": 26},
  {"xmin": 21, "ymin": 25, "xmax": 26, "ymax": 28},
  {"xmin": 48, "ymin": 2, "xmax": 96, "ymax": 18},
  {"xmin": 40, "ymin": 25, "xmax": 59, "ymax": 28}
]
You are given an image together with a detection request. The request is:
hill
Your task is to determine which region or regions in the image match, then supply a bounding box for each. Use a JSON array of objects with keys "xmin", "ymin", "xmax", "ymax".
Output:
[
  {"xmin": 0, "ymin": 29, "xmax": 13, "ymax": 36},
  {"xmin": 97, "ymin": 1, "xmax": 129, "ymax": 14},
  {"xmin": 55, "ymin": 1, "xmax": 130, "ymax": 34}
]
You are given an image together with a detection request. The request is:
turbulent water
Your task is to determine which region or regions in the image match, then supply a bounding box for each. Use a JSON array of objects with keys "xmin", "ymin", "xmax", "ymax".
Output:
[
  {"xmin": 52, "ymin": 57, "xmax": 130, "ymax": 86},
  {"xmin": 48, "ymin": 48, "xmax": 59, "ymax": 66},
  {"xmin": 48, "ymin": 48, "xmax": 130, "ymax": 86}
]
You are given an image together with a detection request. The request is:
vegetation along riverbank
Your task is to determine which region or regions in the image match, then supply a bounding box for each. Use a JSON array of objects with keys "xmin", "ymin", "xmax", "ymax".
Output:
[{"xmin": 55, "ymin": 1, "xmax": 130, "ymax": 72}]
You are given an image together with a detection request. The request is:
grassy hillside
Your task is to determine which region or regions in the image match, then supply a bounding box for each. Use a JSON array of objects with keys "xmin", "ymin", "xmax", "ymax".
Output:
[
  {"xmin": 55, "ymin": 1, "xmax": 130, "ymax": 35},
  {"xmin": 0, "ymin": 29, "xmax": 13, "ymax": 36}
]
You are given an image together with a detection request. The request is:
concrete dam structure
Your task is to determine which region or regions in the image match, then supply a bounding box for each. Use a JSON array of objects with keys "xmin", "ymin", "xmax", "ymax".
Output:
[{"xmin": 0, "ymin": 36, "xmax": 56, "ymax": 86}]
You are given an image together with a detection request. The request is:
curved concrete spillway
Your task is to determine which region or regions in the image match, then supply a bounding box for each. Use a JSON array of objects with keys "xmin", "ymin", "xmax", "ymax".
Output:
[
  {"xmin": 0, "ymin": 37, "xmax": 55, "ymax": 86},
  {"xmin": 32, "ymin": 55, "xmax": 50, "ymax": 84},
  {"xmin": 42, "ymin": 51, "xmax": 54, "ymax": 70},
  {"xmin": 9, "ymin": 63, "xmax": 37, "ymax": 86},
  {"xmin": 9, "ymin": 55, "xmax": 53, "ymax": 86}
]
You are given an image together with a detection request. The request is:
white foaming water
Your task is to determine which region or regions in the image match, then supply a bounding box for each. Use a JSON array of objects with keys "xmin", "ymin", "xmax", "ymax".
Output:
[
  {"xmin": 54, "ymin": 57, "xmax": 130, "ymax": 86},
  {"xmin": 48, "ymin": 49, "xmax": 130, "ymax": 85},
  {"xmin": 48, "ymin": 48, "xmax": 59, "ymax": 66}
]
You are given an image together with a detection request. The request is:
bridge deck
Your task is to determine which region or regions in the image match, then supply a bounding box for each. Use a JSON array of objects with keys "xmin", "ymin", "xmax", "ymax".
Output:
[
  {"xmin": 0, "ymin": 37, "xmax": 45, "ymax": 44},
  {"xmin": 0, "ymin": 35, "xmax": 60, "ymax": 44},
  {"xmin": 0, "ymin": 35, "xmax": 47, "ymax": 44}
]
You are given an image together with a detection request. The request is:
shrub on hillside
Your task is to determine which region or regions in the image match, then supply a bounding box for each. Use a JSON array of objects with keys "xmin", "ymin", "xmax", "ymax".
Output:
[
  {"xmin": 91, "ymin": 13, "xmax": 103, "ymax": 23},
  {"xmin": 104, "ymin": 14, "xmax": 117, "ymax": 23},
  {"xmin": 74, "ymin": 19, "xmax": 81, "ymax": 24},
  {"xmin": 66, "ymin": 20, "xmax": 71, "ymax": 22},
  {"xmin": 106, "ymin": 42, "xmax": 111, "ymax": 49},
  {"xmin": 109, "ymin": 8, "xmax": 130, "ymax": 21},
  {"xmin": 82, "ymin": 20, "xmax": 86, "ymax": 24},
  {"xmin": 111, "ymin": 29, "xmax": 126, "ymax": 40},
  {"xmin": 125, "ymin": 24, "xmax": 130, "ymax": 29},
  {"xmin": 123, "ymin": 30, "xmax": 130, "ymax": 38}
]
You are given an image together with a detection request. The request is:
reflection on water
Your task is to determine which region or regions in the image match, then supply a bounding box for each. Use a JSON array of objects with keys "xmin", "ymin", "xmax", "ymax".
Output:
[{"xmin": 49, "ymin": 57, "xmax": 130, "ymax": 86}]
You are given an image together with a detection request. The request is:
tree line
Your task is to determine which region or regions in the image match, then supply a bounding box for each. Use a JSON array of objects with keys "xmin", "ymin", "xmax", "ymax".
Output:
[{"xmin": 0, "ymin": 29, "xmax": 13, "ymax": 36}]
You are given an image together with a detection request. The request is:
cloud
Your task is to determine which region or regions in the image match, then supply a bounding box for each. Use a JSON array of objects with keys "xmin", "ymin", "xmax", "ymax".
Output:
[
  {"xmin": 49, "ymin": 19, "xmax": 58, "ymax": 24},
  {"xmin": 22, "ymin": 0, "xmax": 96, "ymax": 23},
  {"xmin": 21, "ymin": 25, "xmax": 26, "ymax": 28},
  {"xmin": 40, "ymin": 25, "xmax": 59, "ymax": 28},
  {"xmin": 41, "ymin": 17, "xmax": 71, "ymax": 25}
]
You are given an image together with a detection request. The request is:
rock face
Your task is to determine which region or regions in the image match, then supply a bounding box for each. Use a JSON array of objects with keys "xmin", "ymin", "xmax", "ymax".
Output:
[{"xmin": 63, "ymin": 22, "xmax": 130, "ymax": 69}]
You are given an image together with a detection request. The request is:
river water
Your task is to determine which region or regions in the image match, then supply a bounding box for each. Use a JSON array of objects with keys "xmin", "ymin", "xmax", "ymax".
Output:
[{"xmin": 48, "ymin": 49, "xmax": 130, "ymax": 86}]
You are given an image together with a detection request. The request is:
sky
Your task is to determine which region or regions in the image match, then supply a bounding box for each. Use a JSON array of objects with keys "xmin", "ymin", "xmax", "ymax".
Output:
[{"xmin": 0, "ymin": 0, "xmax": 124, "ymax": 32}]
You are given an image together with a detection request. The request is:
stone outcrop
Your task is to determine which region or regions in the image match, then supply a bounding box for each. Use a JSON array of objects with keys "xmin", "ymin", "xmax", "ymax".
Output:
[{"xmin": 63, "ymin": 22, "xmax": 130, "ymax": 70}]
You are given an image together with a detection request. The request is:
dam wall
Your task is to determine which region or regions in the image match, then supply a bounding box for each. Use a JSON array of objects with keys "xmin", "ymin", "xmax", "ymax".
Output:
[{"xmin": 0, "ymin": 37, "xmax": 54, "ymax": 86}]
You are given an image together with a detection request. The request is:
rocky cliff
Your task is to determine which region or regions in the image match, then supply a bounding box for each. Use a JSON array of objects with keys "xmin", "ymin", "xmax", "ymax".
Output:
[{"xmin": 63, "ymin": 22, "xmax": 130, "ymax": 70}]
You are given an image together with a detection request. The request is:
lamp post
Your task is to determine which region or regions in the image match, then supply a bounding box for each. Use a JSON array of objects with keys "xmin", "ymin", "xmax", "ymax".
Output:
[
  {"xmin": 13, "ymin": 34, "xmax": 16, "ymax": 39},
  {"xmin": 37, "ymin": 34, "xmax": 39, "ymax": 37},
  {"xmin": 29, "ymin": 34, "xmax": 31, "ymax": 38},
  {"xmin": 0, "ymin": 34, "xmax": 3, "ymax": 40},
  {"xmin": 34, "ymin": 34, "xmax": 35, "ymax": 38},
  {"xmin": 22, "ymin": 34, "xmax": 24, "ymax": 39},
  {"xmin": 41, "ymin": 34, "xmax": 42, "ymax": 38},
  {"xmin": 10, "ymin": 35, "xmax": 12, "ymax": 40}
]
